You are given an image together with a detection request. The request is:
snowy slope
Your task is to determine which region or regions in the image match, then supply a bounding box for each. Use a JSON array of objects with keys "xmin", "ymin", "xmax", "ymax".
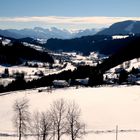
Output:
[
  {"xmin": 108, "ymin": 58, "xmax": 140, "ymax": 73},
  {"xmin": 23, "ymin": 42, "xmax": 44, "ymax": 51},
  {"xmin": 0, "ymin": 62, "xmax": 75, "ymax": 85},
  {"xmin": 0, "ymin": 37, "xmax": 11, "ymax": 46},
  {"xmin": 0, "ymin": 86, "xmax": 140, "ymax": 140}
]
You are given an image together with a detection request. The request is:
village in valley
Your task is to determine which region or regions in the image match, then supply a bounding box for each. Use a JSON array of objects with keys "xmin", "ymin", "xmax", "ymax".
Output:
[{"xmin": 0, "ymin": 0, "xmax": 140, "ymax": 140}]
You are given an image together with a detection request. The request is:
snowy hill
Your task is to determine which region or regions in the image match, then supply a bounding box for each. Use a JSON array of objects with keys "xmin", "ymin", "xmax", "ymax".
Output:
[
  {"xmin": 0, "ymin": 38, "xmax": 54, "ymax": 65},
  {"xmin": 0, "ymin": 86, "xmax": 140, "ymax": 140},
  {"xmin": 104, "ymin": 58, "xmax": 140, "ymax": 85},
  {"xmin": 108, "ymin": 58, "xmax": 140, "ymax": 73}
]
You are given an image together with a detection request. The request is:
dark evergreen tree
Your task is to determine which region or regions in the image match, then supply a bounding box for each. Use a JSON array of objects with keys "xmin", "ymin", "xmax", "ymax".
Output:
[
  {"xmin": 4, "ymin": 68, "xmax": 9, "ymax": 76},
  {"xmin": 119, "ymin": 69, "xmax": 128, "ymax": 84}
]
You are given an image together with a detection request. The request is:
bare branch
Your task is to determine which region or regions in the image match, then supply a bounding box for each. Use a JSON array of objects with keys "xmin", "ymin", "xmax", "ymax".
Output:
[
  {"xmin": 50, "ymin": 98, "xmax": 67, "ymax": 140},
  {"xmin": 13, "ymin": 98, "xmax": 30, "ymax": 140},
  {"xmin": 66, "ymin": 101, "xmax": 86, "ymax": 140}
]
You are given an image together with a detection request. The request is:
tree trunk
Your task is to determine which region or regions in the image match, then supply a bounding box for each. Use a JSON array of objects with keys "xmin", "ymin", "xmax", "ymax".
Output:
[
  {"xmin": 43, "ymin": 128, "xmax": 46, "ymax": 140},
  {"xmin": 19, "ymin": 110, "xmax": 22, "ymax": 140},
  {"xmin": 71, "ymin": 124, "xmax": 74, "ymax": 140},
  {"xmin": 57, "ymin": 128, "xmax": 60, "ymax": 140},
  {"xmin": 19, "ymin": 132, "xmax": 21, "ymax": 140},
  {"xmin": 43, "ymin": 133, "xmax": 46, "ymax": 140}
]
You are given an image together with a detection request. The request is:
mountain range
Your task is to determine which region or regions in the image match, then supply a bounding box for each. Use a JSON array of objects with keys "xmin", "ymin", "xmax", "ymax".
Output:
[
  {"xmin": 1, "ymin": 20, "xmax": 140, "ymax": 62},
  {"xmin": 1, "ymin": 20, "xmax": 140, "ymax": 40},
  {"xmin": 44, "ymin": 34, "xmax": 140, "ymax": 56},
  {"xmin": 1, "ymin": 20, "xmax": 140, "ymax": 90},
  {"xmin": 0, "ymin": 27, "xmax": 100, "ymax": 40},
  {"xmin": 44, "ymin": 20, "xmax": 140, "ymax": 55}
]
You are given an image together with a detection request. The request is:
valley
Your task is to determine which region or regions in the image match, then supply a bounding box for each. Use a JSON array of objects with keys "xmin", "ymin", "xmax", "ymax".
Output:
[{"xmin": 0, "ymin": 18, "xmax": 140, "ymax": 140}]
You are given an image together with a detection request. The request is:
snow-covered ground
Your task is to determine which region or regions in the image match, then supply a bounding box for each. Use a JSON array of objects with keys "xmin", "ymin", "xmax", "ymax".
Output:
[
  {"xmin": 52, "ymin": 51, "xmax": 105, "ymax": 66},
  {"xmin": 0, "ymin": 86, "xmax": 140, "ymax": 140},
  {"xmin": 108, "ymin": 58, "xmax": 140, "ymax": 73},
  {"xmin": 0, "ymin": 37, "xmax": 11, "ymax": 46},
  {"xmin": 112, "ymin": 35, "xmax": 129, "ymax": 40},
  {"xmin": 23, "ymin": 42, "xmax": 44, "ymax": 51},
  {"xmin": 0, "ymin": 62, "xmax": 75, "ymax": 83},
  {"xmin": 104, "ymin": 58, "xmax": 140, "ymax": 83},
  {"xmin": 0, "ymin": 78, "xmax": 15, "ymax": 86}
]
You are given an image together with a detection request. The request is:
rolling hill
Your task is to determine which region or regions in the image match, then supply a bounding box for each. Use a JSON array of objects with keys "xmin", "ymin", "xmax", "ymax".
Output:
[
  {"xmin": 0, "ymin": 40, "xmax": 54, "ymax": 65},
  {"xmin": 97, "ymin": 20, "xmax": 140, "ymax": 35}
]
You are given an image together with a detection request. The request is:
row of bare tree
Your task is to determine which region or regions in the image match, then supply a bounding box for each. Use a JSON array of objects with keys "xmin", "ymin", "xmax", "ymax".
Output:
[{"xmin": 13, "ymin": 98, "xmax": 86, "ymax": 140}]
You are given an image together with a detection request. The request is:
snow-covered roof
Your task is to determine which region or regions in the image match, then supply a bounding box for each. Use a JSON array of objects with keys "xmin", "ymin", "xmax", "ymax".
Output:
[{"xmin": 53, "ymin": 80, "xmax": 69, "ymax": 86}]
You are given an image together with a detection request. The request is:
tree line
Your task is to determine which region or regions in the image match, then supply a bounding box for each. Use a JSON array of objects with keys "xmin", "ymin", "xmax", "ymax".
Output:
[
  {"xmin": 13, "ymin": 98, "xmax": 86, "ymax": 140},
  {"xmin": 0, "ymin": 65, "xmax": 104, "ymax": 93}
]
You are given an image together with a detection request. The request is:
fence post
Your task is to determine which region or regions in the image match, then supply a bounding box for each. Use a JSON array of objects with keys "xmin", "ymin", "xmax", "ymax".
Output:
[{"xmin": 116, "ymin": 125, "xmax": 118, "ymax": 140}]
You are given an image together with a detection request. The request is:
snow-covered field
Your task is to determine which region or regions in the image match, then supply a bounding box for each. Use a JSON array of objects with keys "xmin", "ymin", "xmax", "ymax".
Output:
[
  {"xmin": 0, "ymin": 63, "xmax": 75, "ymax": 76},
  {"xmin": 0, "ymin": 62, "xmax": 75, "ymax": 85},
  {"xmin": 0, "ymin": 86, "xmax": 140, "ymax": 140}
]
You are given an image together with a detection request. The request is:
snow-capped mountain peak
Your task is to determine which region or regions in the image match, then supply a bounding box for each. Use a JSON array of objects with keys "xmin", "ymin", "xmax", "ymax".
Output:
[{"xmin": 0, "ymin": 27, "xmax": 100, "ymax": 40}]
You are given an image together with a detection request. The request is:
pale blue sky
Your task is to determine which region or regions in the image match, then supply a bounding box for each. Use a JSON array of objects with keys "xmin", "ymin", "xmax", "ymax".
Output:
[{"xmin": 0, "ymin": 0, "xmax": 140, "ymax": 30}]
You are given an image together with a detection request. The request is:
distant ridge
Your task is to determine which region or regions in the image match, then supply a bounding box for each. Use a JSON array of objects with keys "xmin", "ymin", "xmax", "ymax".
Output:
[
  {"xmin": 0, "ymin": 27, "xmax": 99, "ymax": 40},
  {"xmin": 0, "ymin": 37, "xmax": 54, "ymax": 65},
  {"xmin": 97, "ymin": 20, "xmax": 140, "ymax": 35}
]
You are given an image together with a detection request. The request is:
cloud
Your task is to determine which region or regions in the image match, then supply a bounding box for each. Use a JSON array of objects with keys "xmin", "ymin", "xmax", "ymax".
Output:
[{"xmin": 0, "ymin": 16, "xmax": 140, "ymax": 26}]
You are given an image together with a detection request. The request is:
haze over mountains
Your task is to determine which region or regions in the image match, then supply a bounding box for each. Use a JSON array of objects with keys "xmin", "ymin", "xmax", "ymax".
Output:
[
  {"xmin": 1, "ymin": 20, "xmax": 140, "ymax": 57},
  {"xmin": 0, "ymin": 20, "xmax": 140, "ymax": 40},
  {"xmin": 0, "ymin": 27, "xmax": 100, "ymax": 40},
  {"xmin": 1, "ymin": 20, "xmax": 140, "ymax": 41},
  {"xmin": 44, "ymin": 20, "xmax": 140, "ymax": 55}
]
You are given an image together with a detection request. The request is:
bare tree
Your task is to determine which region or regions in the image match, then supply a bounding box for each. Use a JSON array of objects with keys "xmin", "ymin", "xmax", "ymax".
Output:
[
  {"xmin": 32, "ymin": 111, "xmax": 41, "ymax": 140},
  {"xmin": 32, "ymin": 111, "xmax": 52, "ymax": 140},
  {"xmin": 40, "ymin": 112, "xmax": 52, "ymax": 140},
  {"xmin": 50, "ymin": 99, "xmax": 67, "ymax": 140},
  {"xmin": 13, "ymin": 98, "xmax": 30, "ymax": 140},
  {"xmin": 66, "ymin": 101, "xmax": 86, "ymax": 140}
]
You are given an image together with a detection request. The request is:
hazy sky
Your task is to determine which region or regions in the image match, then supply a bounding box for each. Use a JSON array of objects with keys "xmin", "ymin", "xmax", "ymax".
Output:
[{"xmin": 0, "ymin": 0, "xmax": 140, "ymax": 30}]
